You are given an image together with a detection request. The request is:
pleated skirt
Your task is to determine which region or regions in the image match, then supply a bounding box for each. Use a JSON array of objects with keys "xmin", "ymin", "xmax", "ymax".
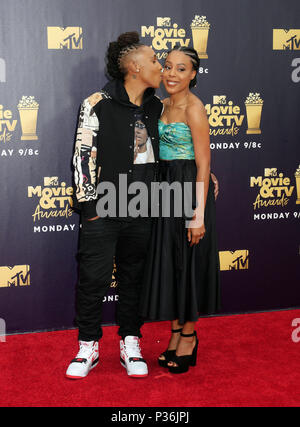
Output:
[{"xmin": 140, "ymin": 159, "xmax": 221, "ymax": 324}]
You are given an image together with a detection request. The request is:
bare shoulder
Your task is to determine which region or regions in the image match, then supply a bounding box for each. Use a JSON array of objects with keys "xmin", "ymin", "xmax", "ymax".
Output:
[
  {"xmin": 87, "ymin": 92, "xmax": 103, "ymax": 107},
  {"xmin": 186, "ymin": 94, "xmax": 207, "ymax": 118},
  {"xmin": 186, "ymin": 95, "xmax": 209, "ymax": 131}
]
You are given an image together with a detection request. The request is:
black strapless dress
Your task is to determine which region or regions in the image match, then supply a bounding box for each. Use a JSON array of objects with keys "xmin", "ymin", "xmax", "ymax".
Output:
[{"xmin": 139, "ymin": 121, "xmax": 221, "ymax": 324}]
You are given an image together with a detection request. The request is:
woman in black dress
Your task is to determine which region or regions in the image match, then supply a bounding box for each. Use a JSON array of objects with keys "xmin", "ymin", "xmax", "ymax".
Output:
[{"xmin": 140, "ymin": 46, "xmax": 220, "ymax": 374}]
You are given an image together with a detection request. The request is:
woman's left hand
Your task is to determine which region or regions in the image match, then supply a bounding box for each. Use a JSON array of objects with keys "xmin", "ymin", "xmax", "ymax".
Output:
[
  {"xmin": 211, "ymin": 172, "xmax": 219, "ymax": 200},
  {"xmin": 187, "ymin": 223, "xmax": 206, "ymax": 246}
]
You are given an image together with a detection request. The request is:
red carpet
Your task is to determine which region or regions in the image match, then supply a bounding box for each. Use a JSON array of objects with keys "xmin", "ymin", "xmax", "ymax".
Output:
[{"xmin": 1, "ymin": 309, "xmax": 300, "ymax": 407}]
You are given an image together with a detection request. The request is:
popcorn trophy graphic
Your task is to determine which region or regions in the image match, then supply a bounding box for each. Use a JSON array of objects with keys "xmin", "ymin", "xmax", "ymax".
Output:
[
  {"xmin": 245, "ymin": 93, "xmax": 263, "ymax": 134},
  {"xmin": 18, "ymin": 96, "xmax": 39, "ymax": 140},
  {"xmin": 190, "ymin": 15, "xmax": 210, "ymax": 59},
  {"xmin": 295, "ymin": 165, "xmax": 300, "ymax": 204}
]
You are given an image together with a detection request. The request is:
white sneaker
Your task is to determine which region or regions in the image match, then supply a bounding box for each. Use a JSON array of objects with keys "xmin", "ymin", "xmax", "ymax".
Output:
[
  {"xmin": 66, "ymin": 340, "xmax": 99, "ymax": 379},
  {"xmin": 120, "ymin": 336, "xmax": 148, "ymax": 378}
]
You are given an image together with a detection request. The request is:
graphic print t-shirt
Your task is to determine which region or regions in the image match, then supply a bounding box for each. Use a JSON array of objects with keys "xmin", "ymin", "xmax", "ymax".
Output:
[
  {"xmin": 133, "ymin": 114, "xmax": 154, "ymax": 164},
  {"xmin": 124, "ymin": 112, "xmax": 156, "ymax": 219}
]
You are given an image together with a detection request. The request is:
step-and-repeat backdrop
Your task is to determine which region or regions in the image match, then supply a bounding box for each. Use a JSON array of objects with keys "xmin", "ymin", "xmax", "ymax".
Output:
[{"xmin": 0, "ymin": 0, "xmax": 299, "ymax": 334}]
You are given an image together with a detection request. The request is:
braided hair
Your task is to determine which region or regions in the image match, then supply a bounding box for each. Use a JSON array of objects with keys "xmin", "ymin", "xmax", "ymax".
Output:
[
  {"xmin": 167, "ymin": 46, "xmax": 200, "ymax": 88},
  {"xmin": 106, "ymin": 31, "xmax": 144, "ymax": 80}
]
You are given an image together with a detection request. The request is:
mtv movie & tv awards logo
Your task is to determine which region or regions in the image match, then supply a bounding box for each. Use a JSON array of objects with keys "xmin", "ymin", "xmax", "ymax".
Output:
[
  {"xmin": 1, "ymin": 96, "xmax": 39, "ymax": 158},
  {"xmin": 27, "ymin": 177, "xmax": 75, "ymax": 233},
  {"xmin": 250, "ymin": 166, "xmax": 300, "ymax": 221},
  {"xmin": 141, "ymin": 15, "xmax": 210, "ymax": 64},
  {"xmin": 205, "ymin": 93, "xmax": 263, "ymax": 151}
]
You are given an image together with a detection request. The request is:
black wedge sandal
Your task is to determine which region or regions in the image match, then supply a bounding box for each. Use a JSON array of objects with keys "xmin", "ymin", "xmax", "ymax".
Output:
[
  {"xmin": 158, "ymin": 328, "xmax": 183, "ymax": 368},
  {"xmin": 168, "ymin": 331, "xmax": 198, "ymax": 374}
]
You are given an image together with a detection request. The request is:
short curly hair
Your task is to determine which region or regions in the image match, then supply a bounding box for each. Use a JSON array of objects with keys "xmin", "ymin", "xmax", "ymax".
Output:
[{"xmin": 106, "ymin": 31, "xmax": 144, "ymax": 80}]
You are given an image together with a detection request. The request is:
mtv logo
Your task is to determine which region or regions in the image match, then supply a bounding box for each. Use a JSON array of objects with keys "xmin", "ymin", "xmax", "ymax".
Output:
[
  {"xmin": 47, "ymin": 27, "xmax": 83, "ymax": 50},
  {"xmin": 213, "ymin": 95, "xmax": 226, "ymax": 104},
  {"xmin": 157, "ymin": 17, "xmax": 171, "ymax": 27},
  {"xmin": 273, "ymin": 29, "xmax": 300, "ymax": 50},
  {"xmin": 44, "ymin": 177, "xmax": 59, "ymax": 186},
  {"xmin": 219, "ymin": 250, "xmax": 249, "ymax": 271},
  {"xmin": 0, "ymin": 265, "xmax": 30, "ymax": 287},
  {"xmin": 0, "ymin": 58, "xmax": 5, "ymax": 83},
  {"xmin": 264, "ymin": 168, "xmax": 277, "ymax": 177}
]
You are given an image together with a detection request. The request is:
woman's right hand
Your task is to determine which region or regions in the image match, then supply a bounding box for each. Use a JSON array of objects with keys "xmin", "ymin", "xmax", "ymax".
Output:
[{"xmin": 187, "ymin": 223, "xmax": 205, "ymax": 246}]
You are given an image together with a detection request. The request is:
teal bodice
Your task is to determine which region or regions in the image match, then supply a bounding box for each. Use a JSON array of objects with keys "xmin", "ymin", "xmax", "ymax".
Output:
[{"xmin": 158, "ymin": 120, "xmax": 195, "ymax": 160}]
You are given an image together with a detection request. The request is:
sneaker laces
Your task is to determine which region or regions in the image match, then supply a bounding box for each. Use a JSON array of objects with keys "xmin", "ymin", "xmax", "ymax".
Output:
[
  {"xmin": 124, "ymin": 337, "xmax": 142, "ymax": 358},
  {"xmin": 76, "ymin": 341, "xmax": 95, "ymax": 359}
]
